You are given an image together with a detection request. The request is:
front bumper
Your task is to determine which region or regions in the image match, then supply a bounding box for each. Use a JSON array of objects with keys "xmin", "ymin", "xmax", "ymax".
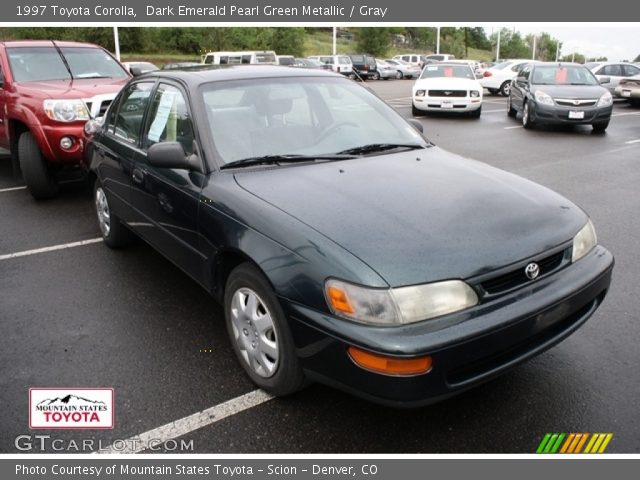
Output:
[
  {"xmin": 413, "ymin": 96, "xmax": 482, "ymax": 112},
  {"xmin": 35, "ymin": 124, "xmax": 87, "ymax": 166},
  {"xmin": 531, "ymin": 102, "xmax": 613, "ymax": 125},
  {"xmin": 282, "ymin": 246, "xmax": 613, "ymax": 407}
]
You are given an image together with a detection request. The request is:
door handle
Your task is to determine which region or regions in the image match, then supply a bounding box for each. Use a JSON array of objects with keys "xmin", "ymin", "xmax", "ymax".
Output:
[{"xmin": 132, "ymin": 168, "xmax": 146, "ymax": 184}]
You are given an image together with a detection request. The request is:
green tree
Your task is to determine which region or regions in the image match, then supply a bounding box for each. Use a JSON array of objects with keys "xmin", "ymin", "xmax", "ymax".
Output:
[
  {"xmin": 355, "ymin": 28, "xmax": 390, "ymax": 56},
  {"xmin": 268, "ymin": 28, "xmax": 305, "ymax": 56}
]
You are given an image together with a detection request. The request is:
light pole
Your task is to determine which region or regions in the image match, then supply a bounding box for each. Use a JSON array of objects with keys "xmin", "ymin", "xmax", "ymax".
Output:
[
  {"xmin": 113, "ymin": 26, "xmax": 120, "ymax": 61},
  {"xmin": 496, "ymin": 29, "xmax": 501, "ymax": 62},
  {"xmin": 436, "ymin": 26, "xmax": 440, "ymax": 54}
]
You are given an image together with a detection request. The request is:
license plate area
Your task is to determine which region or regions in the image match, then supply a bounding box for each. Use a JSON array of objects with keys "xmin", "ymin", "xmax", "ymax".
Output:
[{"xmin": 568, "ymin": 110, "xmax": 585, "ymax": 119}]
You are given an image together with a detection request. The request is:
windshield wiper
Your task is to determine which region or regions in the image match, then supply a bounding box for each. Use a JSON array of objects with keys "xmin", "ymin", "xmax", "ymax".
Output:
[
  {"xmin": 336, "ymin": 143, "xmax": 425, "ymax": 155},
  {"xmin": 51, "ymin": 40, "xmax": 74, "ymax": 81},
  {"xmin": 220, "ymin": 154, "xmax": 356, "ymax": 169}
]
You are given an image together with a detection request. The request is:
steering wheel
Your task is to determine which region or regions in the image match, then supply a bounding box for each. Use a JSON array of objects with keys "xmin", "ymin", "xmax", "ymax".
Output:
[{"xmin": 316, "ymin": 121, "xmax": 358, "ymax": 143}]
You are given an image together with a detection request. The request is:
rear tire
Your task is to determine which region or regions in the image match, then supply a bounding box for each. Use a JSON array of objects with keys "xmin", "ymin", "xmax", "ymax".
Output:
[
  {"xmin": 488, "ymin": 88, "xmax": 499, "ymax": 95},
  {"xmin": 94, "ymin": 179, "xmax": 134, "ymax": 248},
  {"xmin": 500, "ymin": 81, "xmax": 511, "ymax": 97},
  {"xmin": 18, "ymin": 132, "xmax": 59, "ymax": 200},
  {"xmin": 224, "ymin": 263, "xmax": 306, "ymax": 396},
  {"xmin": 395, "ymin": 71, "xmax": 403, "ymax": 79},
  {"xmin": 592, "ymin": 121, "xmax": 609, "ymax": 133},
  {"xmin": 370, "ymin": 71, "xmax": 380, "ymax": 81}
]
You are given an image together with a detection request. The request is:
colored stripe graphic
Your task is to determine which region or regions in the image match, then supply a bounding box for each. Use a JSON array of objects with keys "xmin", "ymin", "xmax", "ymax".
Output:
[{"xmin": 538, "ymin": 433, "xmax": 613, "ymax": 454}]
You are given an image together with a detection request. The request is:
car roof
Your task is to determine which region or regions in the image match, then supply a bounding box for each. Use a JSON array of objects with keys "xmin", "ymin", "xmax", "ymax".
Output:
[
  {"xmin": 136, "ymin": 65, "xmax": 343, "ymax": 85},
  {"xmin": 0, "ymin": 40, "xmax": 102, "ymax": 48}
]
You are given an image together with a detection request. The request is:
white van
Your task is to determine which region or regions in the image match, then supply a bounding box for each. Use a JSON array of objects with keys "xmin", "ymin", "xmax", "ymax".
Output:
[
  {"xmin": 425, "ymin": 54, "xmax": 457, "ymax": 62},
  {"xmin": 307, "ymin": 55, "xmax": 353, "ymax": 76},
  {"xmin": 201, "ymin": 51, "xmax": 277, "ymax": 65}
]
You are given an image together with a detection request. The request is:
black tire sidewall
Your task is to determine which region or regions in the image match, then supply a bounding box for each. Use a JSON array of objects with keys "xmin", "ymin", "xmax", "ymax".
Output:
[
  {"xmin": 18, "ymin": 132, "xmax": 59, "ymax": 200},
  {"xmin": 224, "ymin": 263, "xmax": 305, "ymax": 396}
]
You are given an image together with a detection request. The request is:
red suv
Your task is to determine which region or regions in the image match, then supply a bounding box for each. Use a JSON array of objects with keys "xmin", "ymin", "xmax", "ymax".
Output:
[{"xmin": 0, "ymin": 40, "xmax": 130, "ymax": 199}]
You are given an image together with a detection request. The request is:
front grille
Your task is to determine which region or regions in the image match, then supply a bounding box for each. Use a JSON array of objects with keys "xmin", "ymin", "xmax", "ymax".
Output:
[
  {"xmin": 479, "ymin": 249, "xmax": 567, "ymax": 296},
  {"xmin": 428, "ymin": 90, "xmax": 467, "ymax": 97},
  {"xmin": 555, "ymin": 99, "xmax": 597, "ymax": 107}
]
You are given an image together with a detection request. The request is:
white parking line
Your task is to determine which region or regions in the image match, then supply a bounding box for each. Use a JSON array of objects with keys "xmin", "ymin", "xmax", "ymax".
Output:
[
  {"xmin": 98, "ymin": 389, "xmax": 274, "ymax": 454},
  {"xmin": 0, "ymin": 186, "xmax": 27, "ymax": 193},
  {"xmin": 504, "ymin": 125, "xmax": 523, "ymax": 130},
  {"xmin": 484, "ymin": 109, "xmax": 506, "ymax": 113},
  {"xmin": 625, "ymin": 139, "xmax": 640, "ymax": 144},
  {"xmin": 0, "ymin": 238, "xmax": 102, "ymax": 261},
  {"xmin": 611, "ymin": 111, "xmax": 640, "ymax": 117}
]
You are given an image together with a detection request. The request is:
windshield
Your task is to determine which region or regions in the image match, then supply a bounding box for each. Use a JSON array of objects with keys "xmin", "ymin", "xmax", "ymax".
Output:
[
  {"xmin": 531, "ymin": 65, "xmax": 599, "ymax": 85},
  {"xmin": 201, "ymin": 77, "xmax": 427, "ymax": 165},
  {"xmin": 7, "ymin": 46, "xmax": 128, "ymax": 82},
  {"xmin": 420, "ymin": 64, "xmax": 474, "ymax": 79}
]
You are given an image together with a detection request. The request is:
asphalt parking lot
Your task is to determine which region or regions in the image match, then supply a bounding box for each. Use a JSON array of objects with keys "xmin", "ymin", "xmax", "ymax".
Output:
[{"xmin": 1, "ymin": 80, "xmax": 639, "ymax": 453}]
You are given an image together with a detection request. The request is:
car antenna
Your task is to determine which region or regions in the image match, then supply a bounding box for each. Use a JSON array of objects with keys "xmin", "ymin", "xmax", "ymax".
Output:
[{"xmin": 51, "ymin": 40, "xmax": 74, "ymax": 83}]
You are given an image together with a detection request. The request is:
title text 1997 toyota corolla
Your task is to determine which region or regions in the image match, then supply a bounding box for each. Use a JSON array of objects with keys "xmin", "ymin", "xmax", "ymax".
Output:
[{"xmin": 85, "ymin": 66, "xmax": 613, "ymax": 406}]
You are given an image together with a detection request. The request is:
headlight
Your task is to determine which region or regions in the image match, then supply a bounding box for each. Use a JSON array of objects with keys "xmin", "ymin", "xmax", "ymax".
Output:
[
  {"xmin": 415, "ymin": 90, "xmax": 426, "ymax": 97},
  {"xmin": 43, "ymin": 99, "xmax": 90, "ymax": 122},
  {"xmin": 534, "ymin": 90, "xmax": 554, "ymax": 106},
  {"xmin": 470, "ymin": 90, "xmax": 480, "ymax": 98},
  {"xmin": 325, "ymin": 278, "xmax": 478, "ymax": 326},
  {"xmin": 572, "ymin": 220, "xmax": 597, "ymax": 263},
  {"xmin": 597, "ymin": 91, "xmax": 613, "ymax": 107}
]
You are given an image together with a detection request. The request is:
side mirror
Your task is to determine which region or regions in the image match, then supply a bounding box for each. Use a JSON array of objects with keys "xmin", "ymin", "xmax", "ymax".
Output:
[
  {"xmin": 407, "ymin": 119, "xmax": 423, "ymax": 133},
  {"xmin": 130, "ymin": 67, "xmax": 143, "ymax": 77},
  {"xmin": 147, "ymin": 142, "xmax": 200, "ymax": 171},
  {"xmin": 599, "ymin": 76, "xmax": 611, "ymax": 85},
  {"xmin": 475, "ymin": 73, "xmax": 483, "ymax": 79}
]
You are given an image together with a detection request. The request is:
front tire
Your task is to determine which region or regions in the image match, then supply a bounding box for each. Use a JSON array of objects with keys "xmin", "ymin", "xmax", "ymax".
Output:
[
  {"xmin": 507, "ymin": 95, "xmax": 517, "ymax": 118},
  {"xmin": 395, "ymin": 71, "xmax": 403, "ymax": 79},
  {"xmin": 592, "ymin": 121, "xmax": 609, "ymax": 133},
  {"xmin": 522, "ymin": 101, "xmax": 535, "ymax": 129},
  {"xmin": 18, "ymin": 132, "xmax": 59, "ymax": 200},
  {"xmin": 224, "ymin": 263, "xmax": 306, "ymax": 396},
  {"xmin": 94, "ymin": 180, "xmax": 134, "ymax": 248},
  {"xmin": 412, "ymin": 103, "xmax": 425, "ymax": 116},
  {"xmin": 470, "ymin": 106, "xmax": 482, "ymax": 118},
  {"xmin": 370, "ymin": 71, "xmax": 380, "ymax": 81}
]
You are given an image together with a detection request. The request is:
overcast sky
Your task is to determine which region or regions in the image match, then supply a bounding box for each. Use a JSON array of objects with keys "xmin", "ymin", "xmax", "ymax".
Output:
[{"xmin": 483, "ymin": 25, "xmax": 639, "ymax": 61}]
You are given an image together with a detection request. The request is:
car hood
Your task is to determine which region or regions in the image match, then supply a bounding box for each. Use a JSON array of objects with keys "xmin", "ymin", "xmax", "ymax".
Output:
[
  {"xmin": 533, "ymin": 84, "xmax": 607, "ymax": 99},
  {"xmin": 413, "ymin": 77, "xmax": 481, "ymax": 90},
  {"xmin": 13, "ymin": 77, "xmax": 129, "ymax": 99},
  {"xmin": 234, "ymin": 148, "xmax": 587, "ymax": 287}
]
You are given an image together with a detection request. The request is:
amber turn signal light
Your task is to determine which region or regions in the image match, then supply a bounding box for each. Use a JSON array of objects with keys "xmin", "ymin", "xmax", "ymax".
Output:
[
  {"xmin": 327, "ymin": 286, "xmax": 355, "ymax": 314},
  {"xmin": 348, "ymin": 346, "xmax": 432, "ymax": 376}
]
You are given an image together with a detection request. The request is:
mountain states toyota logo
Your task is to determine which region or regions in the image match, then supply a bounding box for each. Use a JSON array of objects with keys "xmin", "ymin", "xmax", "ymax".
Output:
[{"xmin": 29, "ymin": 388, "xmax": 114, "ymax": 429}]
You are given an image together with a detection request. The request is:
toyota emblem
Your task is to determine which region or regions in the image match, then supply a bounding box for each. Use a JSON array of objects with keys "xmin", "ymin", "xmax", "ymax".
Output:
[{"xmin": 525, "ymin": 262, "xmax": 540, "ymax": 280}]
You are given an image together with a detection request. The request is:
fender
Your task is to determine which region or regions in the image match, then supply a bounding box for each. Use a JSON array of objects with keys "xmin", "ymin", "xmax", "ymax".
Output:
[{"xmin": 8, "ymin": 107, "xmax": 56, "ymax": 162}]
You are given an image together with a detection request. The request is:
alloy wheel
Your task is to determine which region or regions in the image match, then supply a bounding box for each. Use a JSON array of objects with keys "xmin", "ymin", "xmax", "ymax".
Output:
[
  {"xmin": 229, "ymin": 287, "xmax": 279, "ymax": 378},
  {"xmin": 95, "ymin": 187, "xmax": 111, "ymax": 237}
]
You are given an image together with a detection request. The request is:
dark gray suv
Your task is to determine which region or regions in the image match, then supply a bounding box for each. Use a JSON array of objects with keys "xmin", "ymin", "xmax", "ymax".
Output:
[{"xmin": 507, "ymin": 62, "xmax": 613, "ymax": 132}]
